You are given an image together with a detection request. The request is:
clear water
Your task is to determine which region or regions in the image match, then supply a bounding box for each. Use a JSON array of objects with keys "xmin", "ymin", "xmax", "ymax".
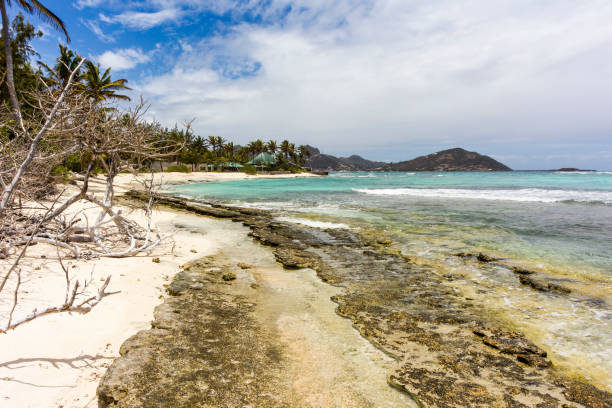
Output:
[{"xmin": 170, "ymin": 171, "xmax": 612, "ymax": 390}]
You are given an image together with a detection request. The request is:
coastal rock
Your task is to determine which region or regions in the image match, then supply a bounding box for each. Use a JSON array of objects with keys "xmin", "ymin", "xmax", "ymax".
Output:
[
  {"xmin": 519, "ymin": 275, "xmax": 571, "ymax": 294},
  {"xmin": 512, "ymin": 266, "xmax": 536, "ymax": 275},
  {"xmin": 117, "ymin": 191, "xmax": 612, "ymax": 408},
  {"xmin": 97, "ymin": 256, "xmax": 288, "ymax": 408},
  {"xmin": 476, "ymin": 252, "xmax": 496, "ymax": 263},
  {"xmin": 273, "ymin": 247, "xmax": 318, "ymax": 269},
  {"xmin": 473, "ymin": 326, "xmax": 551, "ymax": 369},
  {"xmin": 237, "ymin": 262, "xmax": 254, "ymax": 269},
  {"xmin": 453, "ymin": 251, "xmax": 497, "ymax": 263}
]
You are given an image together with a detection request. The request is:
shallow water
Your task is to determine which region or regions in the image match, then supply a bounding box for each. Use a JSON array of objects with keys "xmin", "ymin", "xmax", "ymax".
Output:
[
  {"xmin": 170, "ymin": 171, "xmax": 612, "ymax": 391},
  {"xmin": 171, "ymin": 215, "xmax": 417, "ymax": 406}
]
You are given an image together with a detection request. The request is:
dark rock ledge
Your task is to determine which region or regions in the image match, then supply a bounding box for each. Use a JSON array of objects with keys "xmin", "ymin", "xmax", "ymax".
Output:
[
  {"xmin": 100, "ymin": 191, "xmax": 612, "ymax": 408},
  {"xmin": 97, "ymin": 256, "xmax": 289, "ymax": 408}
]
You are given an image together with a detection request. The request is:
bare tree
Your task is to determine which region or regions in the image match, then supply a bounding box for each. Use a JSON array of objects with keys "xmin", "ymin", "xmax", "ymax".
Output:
[{"xmin": 0, "ymin": 53, "xmax": 184, "ymax": 331}]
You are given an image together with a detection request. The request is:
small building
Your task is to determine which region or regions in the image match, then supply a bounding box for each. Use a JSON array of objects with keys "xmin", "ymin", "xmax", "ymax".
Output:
[
  {"xmin": 247, "ymin": 152, "xmax": 277, "ymax": 166},
  {"xmin": 221, "ymin": 162, "xmax": 244, "ymax": 171}
]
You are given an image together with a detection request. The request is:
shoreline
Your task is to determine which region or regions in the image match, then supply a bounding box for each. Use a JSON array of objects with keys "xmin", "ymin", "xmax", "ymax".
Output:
[
  {"xmin": 1, "ymin": 179, "xmax": 610, "ymax": 406},
  {"xmin": 100, "ymin": 192, "xmax": 612, "ymax": 407},
  {"xmin": 0, "ymin": 201, "xmax": 245, "ymax": 407},
  {"xmin": 108, "ymin": 171, "xmax": 322, "ymax": 191}
]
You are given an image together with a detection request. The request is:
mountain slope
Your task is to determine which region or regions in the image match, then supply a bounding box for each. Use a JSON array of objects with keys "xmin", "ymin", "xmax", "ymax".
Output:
[
  {"xmin": 305, "ymin": 146, "xmax": 511, "ymax": 171},
  {"xmin": 384, "ymin": 148, "xmax": 511, "ymax": 171}
]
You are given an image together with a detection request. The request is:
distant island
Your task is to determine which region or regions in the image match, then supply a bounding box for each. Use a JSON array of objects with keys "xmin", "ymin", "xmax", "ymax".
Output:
[
  {"xmin": 553, "ymin": 168, "xmax": 596, "ymax": 172},
  {"xmin": 306, "ymin": 147, "xmax": 512, "ymax": 171}
]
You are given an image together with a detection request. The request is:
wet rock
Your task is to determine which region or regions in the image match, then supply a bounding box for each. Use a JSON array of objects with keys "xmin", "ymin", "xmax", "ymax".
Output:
[
  {"xmin": 549, "ymin": 282, "xmax": 572, "ymax": 294},
  {"xmin": 476, "ymin": 252, "xmax": 496, "ymax": 263},
  {"xmin": 519, "ymin": 275, "xmax": 571, "ymax": 294},
  {"xmin": 473, "ymin": 326, "xmax": 551, "ymax": 369},
  {"xmin": 97, "ymin": 257, "xmax": 288, "ymax": 408},
  {"xmin": 454, "ymin": 252, "xmax": 497, "ymax": 263},
  {"xmin": 222, "ymin": 272, "xmax": 236, "ymax": 281},
  {"xmin": 363, "ymin": 249, "xmax": 388, "ymax": 260},
  {"xmin": 273, "ymin": 247, "xmax": 318, "ymax": 269},
  {"xmin": 512, "ymin": 266, "xmax": 536, "ymax": 275},
  {"xmin": 237, "ymin": 262, "xmax": 254, "ymax": 269}
]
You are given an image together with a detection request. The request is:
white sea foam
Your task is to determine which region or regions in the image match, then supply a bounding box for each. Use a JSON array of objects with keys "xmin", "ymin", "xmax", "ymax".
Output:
[
  {"xmin": 276, "ymin": 217, "xmax": 350, "ymax": 229},
  {"xmin": 352, "ymin": 187, "xmax": 612, "ymax": 204}
]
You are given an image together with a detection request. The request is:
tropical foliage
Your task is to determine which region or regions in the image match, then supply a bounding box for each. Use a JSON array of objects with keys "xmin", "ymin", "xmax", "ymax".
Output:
[
  {"xmin": 0, "ymin": 9, "xmax": 311, "ymax": 176},
  {"xmin": 151, "ymin": 129, "xmax": 313, "ymax": 173}
]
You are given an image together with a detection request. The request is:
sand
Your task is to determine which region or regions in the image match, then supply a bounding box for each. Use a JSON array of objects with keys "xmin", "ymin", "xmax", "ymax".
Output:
[
  {"xmin": 109, "ymin": 170, "xmax": 321, "ymax": 193},
  {"xmin": 0, "ymin": 171, "xmax": 320, "ymax": 407}
]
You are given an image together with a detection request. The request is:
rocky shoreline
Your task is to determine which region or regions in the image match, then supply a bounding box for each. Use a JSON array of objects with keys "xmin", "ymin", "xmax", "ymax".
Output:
[{"xmin": 98, "ymin": 191, "xmax": 612, "ymax": 407}]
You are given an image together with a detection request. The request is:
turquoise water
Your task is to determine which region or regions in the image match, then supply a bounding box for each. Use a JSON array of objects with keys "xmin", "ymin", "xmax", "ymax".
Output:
[
  {"xmin": 170, "ymin": 171, "xmax": 612, "ymax": 389},
  {"xmin": 172, "ymin": 171, "xmax": 612, "ymax": 276}
]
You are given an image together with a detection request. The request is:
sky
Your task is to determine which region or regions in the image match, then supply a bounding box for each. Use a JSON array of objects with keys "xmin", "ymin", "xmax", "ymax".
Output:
[{"xmin": 11, "ymin": 0, "xmax": 612, "ymax": 169}]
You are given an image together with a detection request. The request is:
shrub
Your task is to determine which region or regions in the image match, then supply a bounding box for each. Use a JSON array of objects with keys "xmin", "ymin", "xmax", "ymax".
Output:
[
  {"xmin": 241, "ymin": 164, "xmax": 257, "ymax": 175},
  {"xmin": 50, "ymin": 165, "xmax": 70, "ymax": 182},
  {"xmin": 64, "ymin": 153, "xmax": 83, "ymax": 172},
  {"xmin": 166, "ymin": 164, "xmax": 191, "ymax": 173}
]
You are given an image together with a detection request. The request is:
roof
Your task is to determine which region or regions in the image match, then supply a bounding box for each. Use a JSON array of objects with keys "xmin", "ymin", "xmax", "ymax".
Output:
[
  {"xmin": 222, "ymin": 161, "xmax": 244, "ymax": 167},
  {"xmin": 247, "ymin": 152, "xmax": 277, "ymax": 165}
]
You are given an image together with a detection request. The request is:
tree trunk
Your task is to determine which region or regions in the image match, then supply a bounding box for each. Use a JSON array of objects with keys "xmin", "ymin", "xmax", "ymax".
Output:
[{"xmin": 0, "ymin": 1, "xmax": 20, "ymax": 122}]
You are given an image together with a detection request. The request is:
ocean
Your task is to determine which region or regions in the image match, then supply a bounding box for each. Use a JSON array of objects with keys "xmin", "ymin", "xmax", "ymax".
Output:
[{"xmin": 169, "ymin": 171, "xmax": 612, "ymax": 391}]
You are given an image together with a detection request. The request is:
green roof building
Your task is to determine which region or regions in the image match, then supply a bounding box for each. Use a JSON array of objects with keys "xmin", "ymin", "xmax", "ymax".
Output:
[
  {"xmin": 247, "ymin": 152, "xmax": 277, "ymax": 166},
  {"xmin": 222, "ymin": 161, "xmax": 244, "ymax": 168}
]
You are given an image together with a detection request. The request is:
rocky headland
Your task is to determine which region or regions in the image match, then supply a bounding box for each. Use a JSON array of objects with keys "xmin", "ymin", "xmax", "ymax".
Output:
[
  {"xmin": 98, "ymin": 191, "xmax": 612, "ymax": 407},
  {"xmin": 306, "ymin": 147, "xmax": 511, "ymax": 172}
]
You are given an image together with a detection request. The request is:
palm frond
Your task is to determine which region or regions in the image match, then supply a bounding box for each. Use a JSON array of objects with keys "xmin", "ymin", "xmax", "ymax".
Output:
[{"xmin": 17, "ymin": 0, "xmax": 69, "ymax": 41}]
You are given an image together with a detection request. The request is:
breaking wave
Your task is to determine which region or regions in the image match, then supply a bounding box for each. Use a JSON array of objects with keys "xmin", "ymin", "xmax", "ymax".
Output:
[{"xmin": 352, "ymin": 187, "xmax": 612, "ymax": 204}]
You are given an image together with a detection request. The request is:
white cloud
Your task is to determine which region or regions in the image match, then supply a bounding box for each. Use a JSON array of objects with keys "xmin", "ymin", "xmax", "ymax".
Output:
[
  {"xmin": 74, "ymin": 0, "xmax": 106, "ymax": 10},
  {"xmin": 97, "ymin": 48, "xmax": 151, "ymax": 70},
  {"xmin": 99, "ymin": 8, "xmax": 182, "ymax": 30},
  {"xmin": 83, "ymin": 19, "xmax": 115, "ymax": 42},
  {"xmin": 131, "ymin": 0, "xmax": 612, "ymax": 169}
]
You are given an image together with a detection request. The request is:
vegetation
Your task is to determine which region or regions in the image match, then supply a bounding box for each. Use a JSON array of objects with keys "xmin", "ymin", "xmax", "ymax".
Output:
[
  {"xmin": 159, "ymin": 132, "xmax": 313, "ymax": 173},
  {"xmin": 166, "ymin": 164, "xmax": 190, "ymax": 173},
  {"xmin": 0, "ymin": 5, "xmax": 182, "ymax": 331},
  {"xmin": 0, "ymin": 2, "xmax": 315, "ymax": 331}
]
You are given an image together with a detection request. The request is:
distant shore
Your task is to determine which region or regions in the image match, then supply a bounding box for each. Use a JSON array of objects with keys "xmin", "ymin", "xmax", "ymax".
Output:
[{"xmin": 108, "ymin": 170, "xmax": 322, "ymax": 192}]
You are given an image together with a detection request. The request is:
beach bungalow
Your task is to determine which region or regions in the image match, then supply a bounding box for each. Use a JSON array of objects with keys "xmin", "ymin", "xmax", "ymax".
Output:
[
  {"xmin": 221, "ymin": 162, "xmax": 244, "ymax": 171},
  {"xmin": 247, "ymin": 152, "xmax": 277, "ymax": 167}
]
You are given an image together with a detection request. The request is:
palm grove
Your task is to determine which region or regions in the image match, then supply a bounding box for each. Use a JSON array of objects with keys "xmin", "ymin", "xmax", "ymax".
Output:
[{"xmin": 173, "ymin": 135, "xmax": 312, "ymax": 172}]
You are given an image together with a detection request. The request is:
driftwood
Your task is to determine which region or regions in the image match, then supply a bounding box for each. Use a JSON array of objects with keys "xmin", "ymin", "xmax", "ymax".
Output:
[{"xmin": 0, "ymin": 47, "xmax": 184, "ymax": 331}]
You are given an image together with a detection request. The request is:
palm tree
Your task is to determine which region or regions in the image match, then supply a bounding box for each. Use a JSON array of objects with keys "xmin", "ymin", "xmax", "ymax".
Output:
[
  {"xmin": 206, "ymin": 136, "xmax": 226, "ymax": 156},
  {"xmin": 253, "ymin": 139, "xmax": 265, "ymax": 155},
  {"xmin": 215, "ymin": 136, "xmax": 226, "ymax": 155},
  {"xmin": 38, "ymin": 44, "xmax": 83, "ymax": 86},
  {"xmin": 297, "ymin": 145, "xmax": 311, "ymax": 167},
  {"xmin": 79, "ymin": 61, "xmax": 131, "ymax": 102},
  {"xmin": 280, "ymin": 140, "xmax": 290, "ymax": 160},
  {"xmin": 266, "ymin": 140, "xmax": 277, "ymax": 155},
  {"xmin": 288, "ymin": 143, "xmax": 296, "ymax": 163},
  {"xmin": 207, "ymin": 136, "xmax": 218, "ymax": 155},
  {"xmin": 1, "ymin": 0, "xmax": 69, "ymax": 117},
  {"xmin": 224, "ymin": 142, "xmax": 235, "ymax": 158}
]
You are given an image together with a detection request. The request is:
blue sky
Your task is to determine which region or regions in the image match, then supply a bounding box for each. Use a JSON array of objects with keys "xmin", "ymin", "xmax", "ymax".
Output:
[{"xmin": 11, "ymin": 0, "xmax": 612, "ymax": 169}]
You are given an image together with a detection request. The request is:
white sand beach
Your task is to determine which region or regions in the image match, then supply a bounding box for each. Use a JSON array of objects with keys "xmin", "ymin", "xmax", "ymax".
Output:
[{"xmin": 0, "ymin": 172, "xmax": 321, "ymax": 407}]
